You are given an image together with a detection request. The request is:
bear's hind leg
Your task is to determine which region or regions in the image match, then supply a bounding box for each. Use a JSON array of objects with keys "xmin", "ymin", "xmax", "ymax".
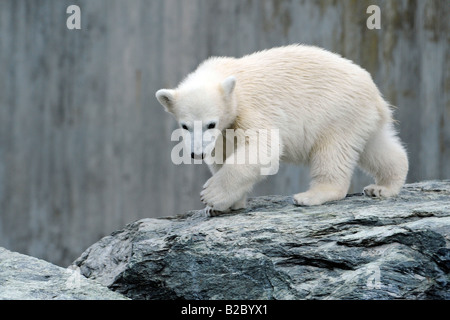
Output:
[
  {"xmin": 359, "ymin": 124, "xmax": 408, "ymax": 198},
  {"xmin": 293, "ymin": 140, "xmax": 359, "ymax": 206}
]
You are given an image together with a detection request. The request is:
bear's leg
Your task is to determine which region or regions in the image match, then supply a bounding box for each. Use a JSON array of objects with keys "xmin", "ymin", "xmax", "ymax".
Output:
[
  {"xmin": 204, "ymin": 161, "xmax": 249, "ymax": 212},
  {"xmin": 293, "ymin": 140, "xmax": 358, "ymax": 206},
  {"xmin": 201, "ymin": 163, "xmax": 263, "ymax": 212},
  {"xmin": 202, "ymin": 135, "xmax": 281, "ymax": 213},
  {"xmin": 358, "ymin": 124, "xmax": 408, "ymax": 197}
]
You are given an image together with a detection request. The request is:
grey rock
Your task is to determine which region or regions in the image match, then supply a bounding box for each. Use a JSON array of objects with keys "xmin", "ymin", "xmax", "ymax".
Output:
[
  {"xmin": 73, "ymin": 180, "xmax": 450, "ymax": 300},
  {"xmin": 0, "ymin": 247, "xmax": 128, "ymax": 300}
]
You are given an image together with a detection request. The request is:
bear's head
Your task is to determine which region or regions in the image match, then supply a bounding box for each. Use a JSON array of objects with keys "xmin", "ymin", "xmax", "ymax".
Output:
[{"xmin": 156, "ymin": 76, "xmax": 237, "ymax": 160}]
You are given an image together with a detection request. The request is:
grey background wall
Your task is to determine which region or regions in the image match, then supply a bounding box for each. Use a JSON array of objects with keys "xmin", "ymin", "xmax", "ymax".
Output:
[{"xmin": 0, "ymin": 0, "xmax": 448, "ymax": 266}]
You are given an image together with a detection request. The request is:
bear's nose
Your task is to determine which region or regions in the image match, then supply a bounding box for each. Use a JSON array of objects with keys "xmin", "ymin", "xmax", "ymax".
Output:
[{"xmin": 191, "ymin": 153, "xmax": 205, "ymax": 160}]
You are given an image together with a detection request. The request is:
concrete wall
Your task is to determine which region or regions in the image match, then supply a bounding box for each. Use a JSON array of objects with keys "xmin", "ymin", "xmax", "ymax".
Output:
[{"xmin": 0, "ymin": 0, "xmax": 448, "ymax": 266}]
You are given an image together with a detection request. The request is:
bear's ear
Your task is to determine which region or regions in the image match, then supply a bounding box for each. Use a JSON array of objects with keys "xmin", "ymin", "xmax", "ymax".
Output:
[
  {"xmin": 155, "ymin": 89, "xmax": 176, "ymax": 113},
  {"xmin": 220, "ymin": 76, "xmax": 236, "ymax": 98}
]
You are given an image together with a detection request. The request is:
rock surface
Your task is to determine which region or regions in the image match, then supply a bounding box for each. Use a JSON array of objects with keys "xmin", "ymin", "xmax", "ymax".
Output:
[
  {"xmin": 73, "ymin": 181, "xmax": 450, "ymax": 300},
  {"xmin": 0, "ymin": 247, "xmax": 127, "ymax": 300}
]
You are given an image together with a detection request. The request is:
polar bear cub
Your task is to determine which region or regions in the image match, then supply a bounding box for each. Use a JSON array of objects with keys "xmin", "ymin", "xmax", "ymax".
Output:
[{"xmin": 156, "ymin": 45, "xmax": 408, "ymax": 214}]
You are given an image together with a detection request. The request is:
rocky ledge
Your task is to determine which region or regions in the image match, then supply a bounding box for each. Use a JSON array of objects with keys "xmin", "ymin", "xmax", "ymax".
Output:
[
  {"xmin": 0, "ymin": 247, "xmax": 128, "ymax": 300},
  {"xmin": 73, "ymin": 180, "xmax": 450, "ymax": 300}
]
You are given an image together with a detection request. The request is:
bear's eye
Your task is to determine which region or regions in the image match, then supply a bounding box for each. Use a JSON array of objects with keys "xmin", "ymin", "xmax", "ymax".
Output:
[
  {"xmin": 181, "ymin": 124, "xmax": 189, "ymax": 130},
  {"xmin": 207, "ymin": 123, "xmax": 216, "ymax": 129}
]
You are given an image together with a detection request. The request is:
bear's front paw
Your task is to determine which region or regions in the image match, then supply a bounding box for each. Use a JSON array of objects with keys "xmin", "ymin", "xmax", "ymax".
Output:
[
  {"xmin": 200, "ymin": 182, "xmax": 231, "ymax": 212},
  {"xmin": 363, "ymin": 184, "xmax": 398, "ymax": 198},
  {"xmin": 200, "ymin": 175, "xmax": 244, "ymax": 212},
  {"xmin": 293, "ymin": 192, "xmax": 324, "ymax": 206},
  {"xmin": 204, "ymin": 206, "xmax": 228, "ymax": 217}
]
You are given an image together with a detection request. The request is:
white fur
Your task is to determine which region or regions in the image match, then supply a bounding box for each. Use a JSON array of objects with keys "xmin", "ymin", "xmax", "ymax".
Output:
[{"xmin": 156, "ymin": 45, "xmax": 409, "ymax": 214}]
